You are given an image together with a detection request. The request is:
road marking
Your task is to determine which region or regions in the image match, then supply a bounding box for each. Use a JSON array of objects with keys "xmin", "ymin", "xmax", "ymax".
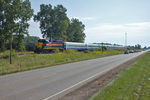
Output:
[
  {"xmin": 43, "ymin": 69, "xmax": 110, "ymax": 100},
  {"xmin": 43, "ymin": 51, "xmax": 147, "ymax": 100},
  {"xmin": 43, "ymin": 73, "xmax": 56, "ymax": 78}
]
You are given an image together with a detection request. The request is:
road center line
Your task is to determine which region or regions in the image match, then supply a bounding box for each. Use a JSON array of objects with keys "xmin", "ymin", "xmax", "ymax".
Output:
[{"xmin": 43, "ymin": 73, "xmax": 56, "ymax": 78}]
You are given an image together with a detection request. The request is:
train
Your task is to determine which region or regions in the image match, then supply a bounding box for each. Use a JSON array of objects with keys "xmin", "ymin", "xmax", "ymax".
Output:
[{"xmin": 34, "ymin": 39, "xmax": 124, "ymax": 53}]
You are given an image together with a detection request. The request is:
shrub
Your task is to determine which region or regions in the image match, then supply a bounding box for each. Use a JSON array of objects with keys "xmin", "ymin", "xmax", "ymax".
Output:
[
  {"xmin": 102, "ymin": 46, "xmax": 107, "ymax": 51},
  {"xmin": 84, "ymin": 50, "xmax": 89, "ymax": 53},
  {"xmin": 89, "ymin": 48, "xmax": 95, "ymax": 51},
  {"xmin": 95, "ymin": 48, "xmax": 102, "ymax": 51},
  {"xmin": 65, "ymin": 49, "xmax": 78, "ymax": 54},
  {"xmin": 54, "ymin": 49, "xmax": 60, "ymax": 53}
]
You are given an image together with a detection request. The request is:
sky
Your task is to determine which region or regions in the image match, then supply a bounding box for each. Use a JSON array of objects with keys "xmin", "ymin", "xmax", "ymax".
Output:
[{"xmin": 29, "ymin": 0, "xmax": 150, "ymax": 47}]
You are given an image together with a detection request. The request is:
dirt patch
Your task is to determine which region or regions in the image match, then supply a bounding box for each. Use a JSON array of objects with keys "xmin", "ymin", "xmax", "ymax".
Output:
[{"xmin": 59, "ymin": 55, "xmax": 142, "ymax": 100}]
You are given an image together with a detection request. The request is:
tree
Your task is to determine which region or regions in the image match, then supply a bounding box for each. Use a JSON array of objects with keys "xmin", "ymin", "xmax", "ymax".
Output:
[
  {"xmin": 34, "ymin": 4, "xmax": 54, "ymax": 41},
  {"xmin": 15, "ymin": 0, "xmax": 33, "ymax": 51},
  {"xmin": 0, "ymin": 0, "xmax": 33, "ymax": 52},
  {"xmin": 135, "ymin": 44, "xmax": 141, "ymax": 49},
  {"xmin": 144, "ymin": 46, "xmax": 147, "ymax": 49},
  {"xmin": 34, "ymin": 4, "xmax": 85, "ymax": 43},
  {"xmin": 0, "ymin": 0, "xmax": 33, "ymax": 64},
  {"xmin": 0, "ymin": 0, "xmax": 19, "ymax": 51},
  {"xmin": 66, "ymin": 20, "xmax": 74, "ymax": 42},
  {"xmin": 0, "ymin": 0, "xmax": 22, "ymax": 63},
  {"xmin": 0, "ymin": 0, "xmax": 7, "ymax": 51},
  {"xmin": 53, "ymin": 5, "xmax": 69, "ymax": 41},
  {"xmin": 34, "ymin": 4, "xmax": 69, "ymax": 42},
  {"xmin": 66, "ymin": 18, "xmax": 85, "ymax": 42}
]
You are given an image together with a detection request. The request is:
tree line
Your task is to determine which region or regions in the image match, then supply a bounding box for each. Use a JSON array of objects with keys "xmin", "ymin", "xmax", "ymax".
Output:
[{"xmin": 0, "ymin": 1, "xmax": 85, "ymax": 52}]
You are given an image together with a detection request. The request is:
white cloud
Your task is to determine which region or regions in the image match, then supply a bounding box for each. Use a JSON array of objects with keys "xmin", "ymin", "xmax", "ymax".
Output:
[
  {"xmin": 126, "ymin": 22, "xmax": 150, "ymax": 27},
  {"xmin": 28, "ymin": 18, "xmax": 42, "ymax": 38},
  {"xmin": 70, "ymin": 16, "xmax": 100, "ymax": 21},
  {"xmin": 85, "ymin": 22, "xmax": 150, "ymax": 46}
]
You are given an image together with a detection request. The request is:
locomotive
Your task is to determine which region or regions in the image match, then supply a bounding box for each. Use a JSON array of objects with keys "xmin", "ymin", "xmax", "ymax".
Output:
[{"xmin": 34, "ymin": 39, "xmax": 124, "ymax": 53}]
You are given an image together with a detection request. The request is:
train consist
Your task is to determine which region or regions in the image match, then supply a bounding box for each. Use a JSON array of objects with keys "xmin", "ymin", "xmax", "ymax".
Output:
[{"xmin": 34, "ymin": 39, "xmax": 124, "ymax": 53}]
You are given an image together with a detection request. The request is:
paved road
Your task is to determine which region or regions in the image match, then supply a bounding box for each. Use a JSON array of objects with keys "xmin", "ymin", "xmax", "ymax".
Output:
[{"xmin": 0, "ymin": 51, "xmax": 147, "ymax": 100}]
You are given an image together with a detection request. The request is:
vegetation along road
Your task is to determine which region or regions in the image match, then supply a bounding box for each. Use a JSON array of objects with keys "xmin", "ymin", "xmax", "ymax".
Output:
[
  {"xmin": 0, "ymin": 50, "xmax": 147, "ymax": 100},
  {"xmin": 0, "ymin": 49, "xmax": 125, "ymax": 75}
]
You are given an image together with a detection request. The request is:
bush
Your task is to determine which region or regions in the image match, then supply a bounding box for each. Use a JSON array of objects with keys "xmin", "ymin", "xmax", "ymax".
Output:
[
  {"xmin": 54, "ymin": 49, "xmax": 60, "ymax": 53},
  {"xmin": 102, "ymin": 46, "xmax": 107, "ymax": 51},
  {"xmin": 65, "ymin": 49, "xmax": 78, "ymax": 54},
  {"xmin": 0, "ymin": 50, "xmax": 17, "ymax": 59},
  {"xmin": 84, "ymin": 50, "xmax": 89, "ymax": 53},
  {"xmin": 95, "ymin": 48, "xmax": 102, "ymax": 51},
  {"xmin": 89, "ymin": 48, "xmax": 95, "ymax": 52}
]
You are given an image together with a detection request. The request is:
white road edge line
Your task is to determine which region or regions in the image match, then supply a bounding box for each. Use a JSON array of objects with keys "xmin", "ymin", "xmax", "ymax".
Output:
[{"xmin": 43, "ymin": 69, "xmax": 110, "ymax": 100}]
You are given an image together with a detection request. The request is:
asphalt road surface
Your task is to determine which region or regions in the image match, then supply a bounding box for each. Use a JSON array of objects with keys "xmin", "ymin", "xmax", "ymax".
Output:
[{"xmin": 0, "ymin": 51, "xmax": 147, "ymax": 100}]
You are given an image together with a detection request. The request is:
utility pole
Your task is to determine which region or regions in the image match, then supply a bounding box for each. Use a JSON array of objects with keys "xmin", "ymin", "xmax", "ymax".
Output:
[
  {"xmin": 102, "ymin": 42, "xmax": 104, "ymax": 53},
  {"xmin": 10, "ymin": 33, "xmax": 13, "ymax": 64},
  {"xmin": 125, "ymin": 32, "xmax": 127, "ymax": 48}
]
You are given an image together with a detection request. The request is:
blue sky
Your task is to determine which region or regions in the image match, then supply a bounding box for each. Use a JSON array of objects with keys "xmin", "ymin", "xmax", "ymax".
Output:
[{"xmin": 29, "ymin": 0, "xmax": 150, "ymax": 47}]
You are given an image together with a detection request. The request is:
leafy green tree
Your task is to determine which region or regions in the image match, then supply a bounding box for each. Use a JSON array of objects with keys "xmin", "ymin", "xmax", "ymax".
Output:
[
  {"xmin": 0, "ymin": 0, "xmax": 19, "ymax": 51},
  {"xmin": 0, "ymin": 0, "xmax": 33, "ymax": 64},
  {"xmin": 1, "ymin": 0, "xmax": 23, "ymax": 63},
  {"xmin": 0, "ymin": 0, "xmax": 33, "ymax": 52},
  {"xmin": 34, "ymin": 4, "xmax": 69, "ymax": 42},
  {"xmin": 34, "ymin": 4, "xmax": 54, "ymax": 41},
  {"xmin": 67, "ymin": 18, "xmax": 85, "ymax": 42},
  {"xmin": 15, "ymin": 0, "xmax": 33, "ymax": 51},
  {"xmin": 66, "ymin": 20, "xmax": 74, "ymax": 42},
  {"xmin": 53, "ymin": 5, "xmax": 69, "ymax": 41},
  {"xmin": 135, "ymin": 44, "xmax": 141, "ymax": 49},
  {"xmin": 0, "ymin": 0, "xmax": 6, "ymax": 51}
]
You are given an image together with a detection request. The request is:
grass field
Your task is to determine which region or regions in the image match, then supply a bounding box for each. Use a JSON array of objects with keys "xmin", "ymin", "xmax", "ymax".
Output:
[
  {"xmin": 0, "ymin": 49, "xmax": 125, "ymax": 75},
  {"xmin": 91, "ymin": 51, "xmax": 150, "ymax": 100}
]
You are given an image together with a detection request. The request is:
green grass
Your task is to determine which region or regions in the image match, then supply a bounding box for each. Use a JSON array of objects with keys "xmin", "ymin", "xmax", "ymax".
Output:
[
  {"xmin": 91, "ymin": 51, "xmax": 150, "ymax": 100},
  {"xmin": 0, "ymin": 49, "xmax": 125, "ymax": 75}
]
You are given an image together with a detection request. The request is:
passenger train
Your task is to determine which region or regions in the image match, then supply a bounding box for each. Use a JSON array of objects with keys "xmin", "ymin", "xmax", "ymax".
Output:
[{"xmin": 34, "ymin": 39, "xmax": 124, "ymax": 53}]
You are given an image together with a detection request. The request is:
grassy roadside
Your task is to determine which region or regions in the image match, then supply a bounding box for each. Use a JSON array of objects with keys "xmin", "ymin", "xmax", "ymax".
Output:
[
  {"xmin": 0, "ymin": 49, "xmax": 125, "ymax": 76},
  {"xmin": 90, "ymin": 51, "xmax": 150, "ymax": 100}
]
